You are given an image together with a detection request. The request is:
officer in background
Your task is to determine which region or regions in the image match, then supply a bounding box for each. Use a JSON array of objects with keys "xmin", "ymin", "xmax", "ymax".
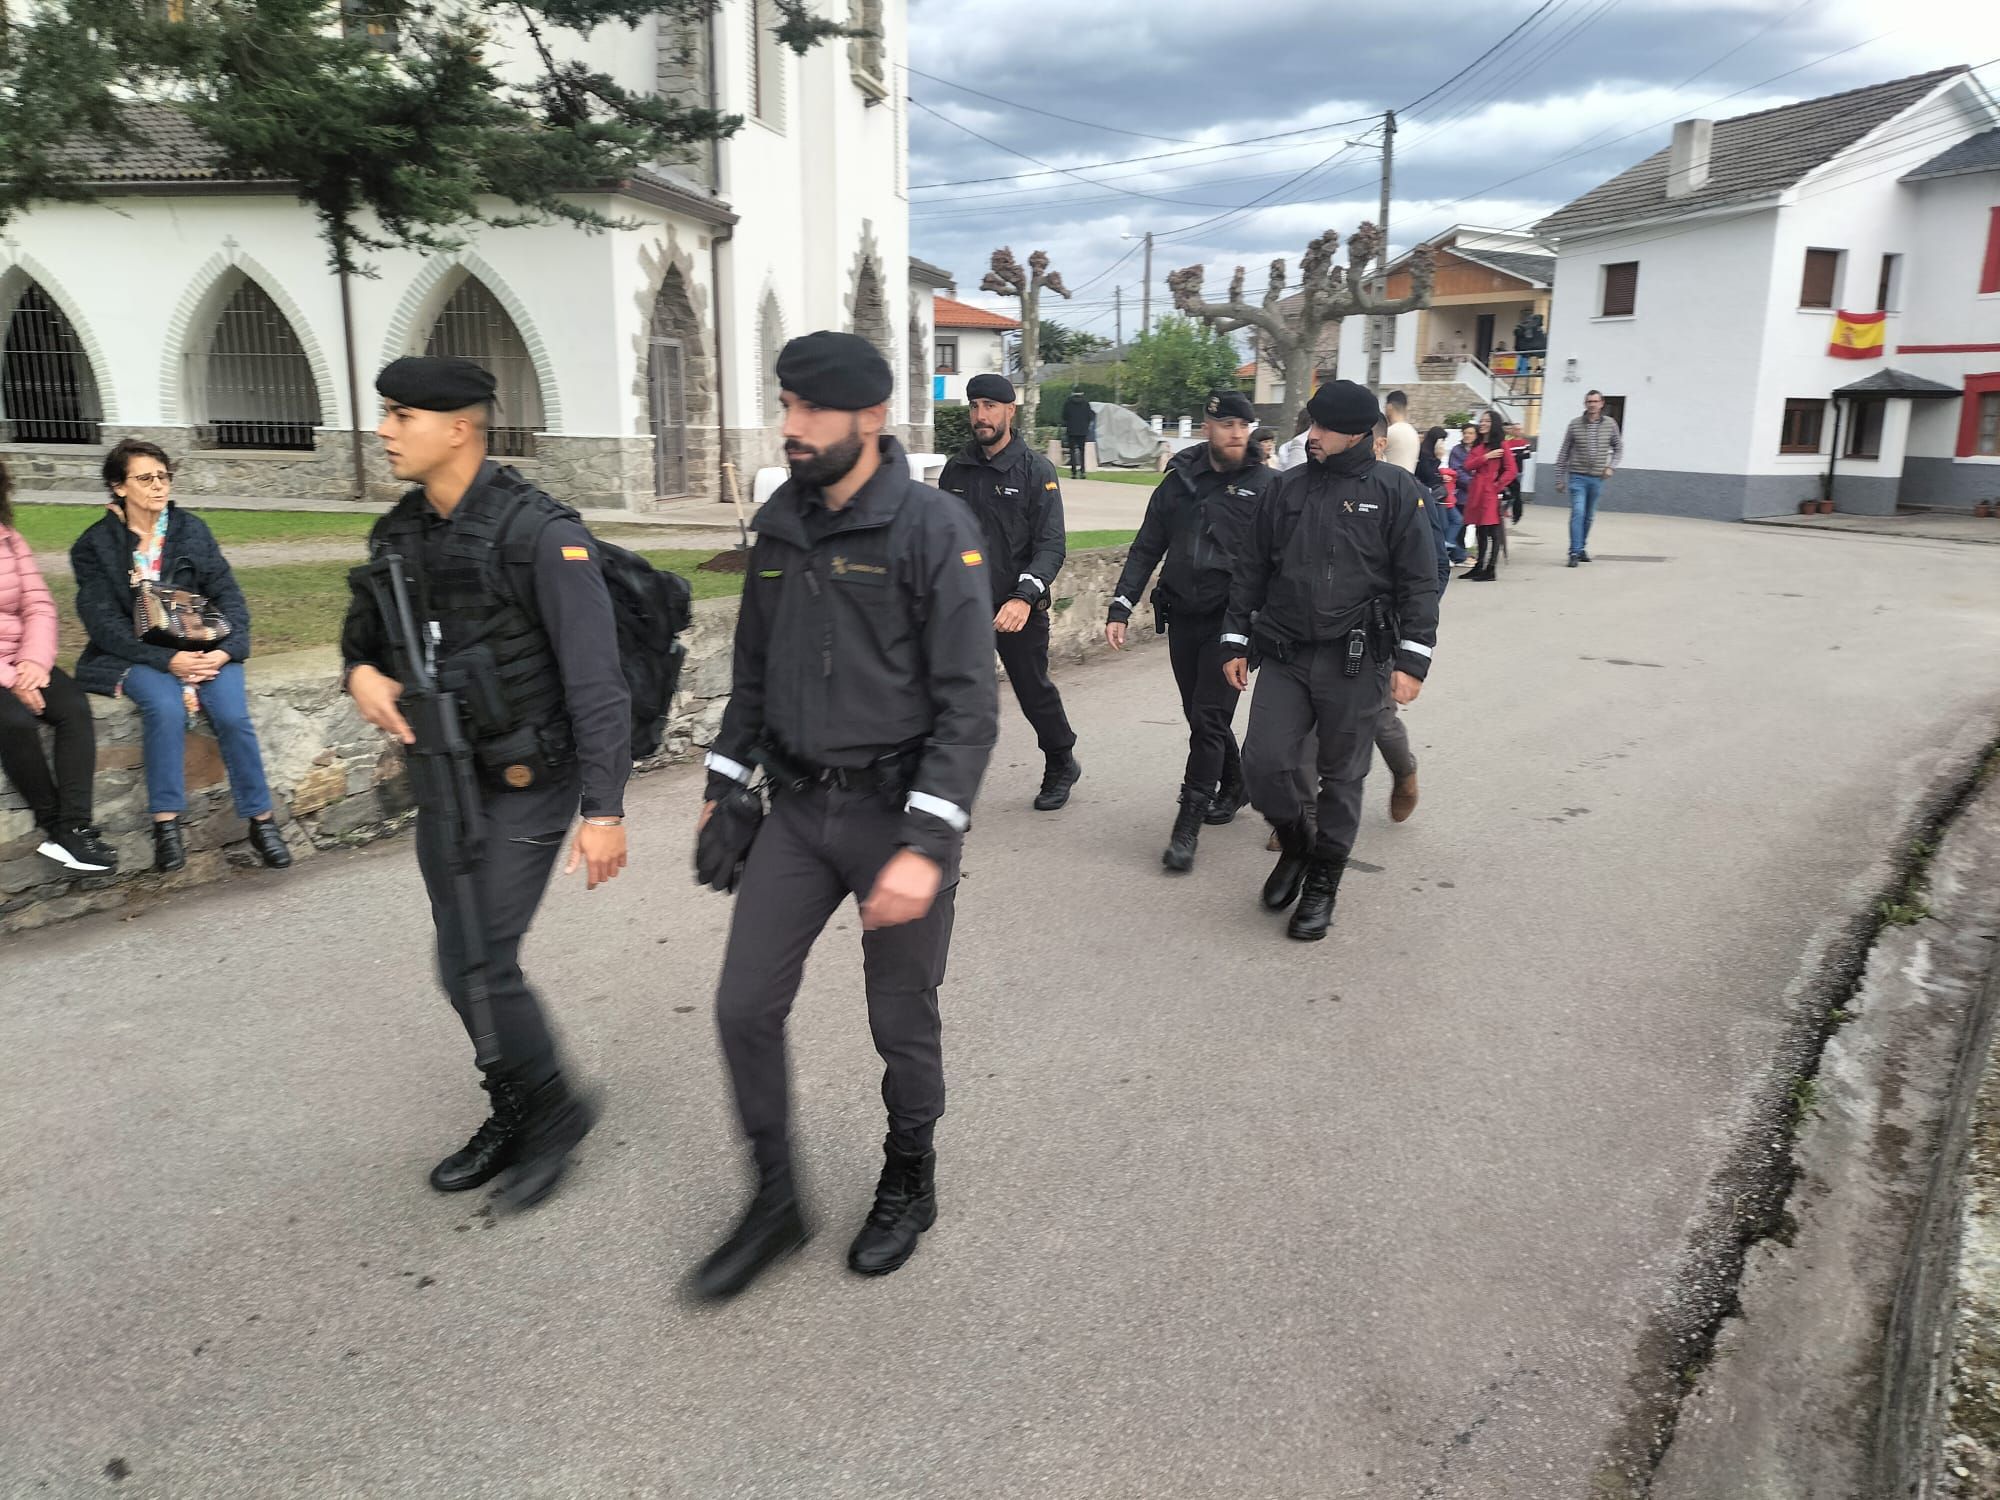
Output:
[
  {"xmin": 1222, "ymin": 380, "xmax": 1439, "ymax": 942},
  {"xmin": 694, "ymin": 332, "xmax": 997, "ymax": 1299},
  {"xmin": 937, "ymin": 373, "xmax": 1081, "ymax": 812},
  {"xmin": 1104, "ymin": 389, "xmax": 1274, "ymax": 872},
  {"xmin": 341, "ymin": 356, "xmax": 629, "ymax": 1208}
]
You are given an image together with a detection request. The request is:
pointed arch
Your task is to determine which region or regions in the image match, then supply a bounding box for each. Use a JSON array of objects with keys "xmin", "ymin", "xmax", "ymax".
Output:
[
  {"xmin": 420, "ymin": 276, "xmax": 548, "ymax": 457},
  {"xmin": 846, "ymin": 221, "xmax": 895, "ymax": 413},
  {"xmin": 756, "ymin": 286, "xmax": 785, "ymax": 425},
  {"xmin": 161, "ymin": 252, "xmax": 334, "ymax": 436},
  {"xmin": 645, "ymin": 262, "xmax": 710, "ymax": 498},
  {"xmin": 0, "ymin": 269, "xmax": 107, "ymax": 444},
  {"xmin": 907, "ymin": 310, "xmax": 929, "ymax": 428},
  {"xmin": 0, "ymin": 255, "xmax": 117, "ymax": 428},
  {"xmin": 381, "ymin": 252, "xmax": 563, "ymax": 430}
]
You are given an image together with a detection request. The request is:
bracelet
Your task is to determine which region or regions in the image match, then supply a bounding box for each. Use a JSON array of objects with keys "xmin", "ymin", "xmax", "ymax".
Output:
[{"xmin": 583, "ymin": 816, "xmax": 624, "ymax": 827}]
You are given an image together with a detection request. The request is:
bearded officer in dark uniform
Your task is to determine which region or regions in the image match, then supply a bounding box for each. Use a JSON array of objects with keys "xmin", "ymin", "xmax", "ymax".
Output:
[
  {"xmin": 341, "ymin": 355, "xmax": 629, "ymax": 1209},
  {"xmin": 694, "ymin": 332, "xmax": 998, "ymax": 1298},
  {"xmin": 1222, "ymin": 379, "xmax": 1439, "ymax": 942},
  {"xmin": 937, "ymin": 373, "xmax": 1080, "ymax": 811}
]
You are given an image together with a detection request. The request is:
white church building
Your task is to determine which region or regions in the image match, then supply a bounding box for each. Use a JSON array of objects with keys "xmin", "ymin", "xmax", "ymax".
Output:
[{"xmin": 0, "ymin": 0, "xmax": 935, "ymax": 510}]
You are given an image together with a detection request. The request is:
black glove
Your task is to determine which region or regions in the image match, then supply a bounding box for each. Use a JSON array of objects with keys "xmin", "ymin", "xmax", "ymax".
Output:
[{"xmin": 694, "ymin": 783, "xmax": 765, "ymax": 894}]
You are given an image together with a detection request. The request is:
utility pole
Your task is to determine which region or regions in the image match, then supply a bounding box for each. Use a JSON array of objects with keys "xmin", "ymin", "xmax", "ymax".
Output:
[
  {"xmin": 1140, "ymin": 231, "xmax": 1153, "ymax": 339},
  {"xmin": 1367, "ymin": 109, "xmax": 1395, "ymax": 390},
  {"xmin": 1114, "ymin": 285, "xmax": 1125, "ymax": 404}
]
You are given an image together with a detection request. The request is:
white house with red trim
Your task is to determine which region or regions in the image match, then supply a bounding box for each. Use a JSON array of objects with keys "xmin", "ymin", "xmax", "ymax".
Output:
[
  {"xmin": 930, "ymin": 294, "xmax": 1018, "ymax": 406},
  {"xmin": 1537, "ymin": 65, "xmax": 2000, "ymax": 519}
]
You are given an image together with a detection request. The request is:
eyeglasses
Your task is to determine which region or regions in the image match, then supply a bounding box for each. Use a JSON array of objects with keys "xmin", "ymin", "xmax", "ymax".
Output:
[{"xmin": 125, "ymin": 472, "xmax": 174, "ymax": 487}]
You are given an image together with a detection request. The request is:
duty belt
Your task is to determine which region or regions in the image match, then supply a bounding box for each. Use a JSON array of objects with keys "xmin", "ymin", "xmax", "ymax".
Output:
[{"xmin": 759, "ymin": 740, "xmax": 919, "ymax": 796}]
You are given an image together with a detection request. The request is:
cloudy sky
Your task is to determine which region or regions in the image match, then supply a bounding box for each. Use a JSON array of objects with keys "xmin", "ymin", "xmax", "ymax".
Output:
[{"xmin": 904, "ymin": 0, "xmax": 1998, "ymax": 341}]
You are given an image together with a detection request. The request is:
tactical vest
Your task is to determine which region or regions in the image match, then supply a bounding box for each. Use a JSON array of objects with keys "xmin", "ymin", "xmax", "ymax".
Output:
[{"xmin": 377, "ymin": 468, "xmax": 575, "ymax": 769}]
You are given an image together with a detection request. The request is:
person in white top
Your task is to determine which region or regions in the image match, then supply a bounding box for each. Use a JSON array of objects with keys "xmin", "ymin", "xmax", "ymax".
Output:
[
  {"xmin": 1381, "ymin": 390, "xmax": 1420, "ymax": 474},
  {"xmin": 1274, "ymin": 409, "xmax": 1312, "ymax": 471}
]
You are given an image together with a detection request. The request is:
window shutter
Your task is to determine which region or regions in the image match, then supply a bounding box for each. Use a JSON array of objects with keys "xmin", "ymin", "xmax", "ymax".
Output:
[
  {"xmin": 1800, "ymin": 249, "xmax": 1839, "ymax": 310},
  {"xmin": 1982, "ymin": 208, "xmax": 2000, "ymax": 296},
  {"xmin": 1601, "ymin": 262, "xmax": 1638, "ymax": 317}
]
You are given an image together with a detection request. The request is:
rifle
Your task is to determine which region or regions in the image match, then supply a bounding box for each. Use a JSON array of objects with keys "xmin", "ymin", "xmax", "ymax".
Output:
[{"xmin": 352, "ymin": 553, "xmax": 500, "ymax": 1069}]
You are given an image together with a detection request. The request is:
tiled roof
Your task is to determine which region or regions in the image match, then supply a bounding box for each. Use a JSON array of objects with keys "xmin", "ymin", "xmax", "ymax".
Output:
[
  {"xmin": 1537, "ymin": 66, "xmax": 1970, "ymax": 239},
  {"xmin": 1236, "ymin": 359, "xmax": 1256, "ymax": 379},
  {"xmin": 933, "ymin": 294, "xmax": 1019, "ymax": 330},
  {"xmin": 1833, "ymin": 367, "xmax": 1961, "ymax": 397},
  {"xmin": 53, "ymin": 104, "xmax": 243, "ymax": 183},
  {"xmin": 1450, "ymin": 247, "xmax": 1554, "ymax": 287},
  {"xmin": 1903, "ymin": 126, "xmax": 2000, "ymax": 181}
]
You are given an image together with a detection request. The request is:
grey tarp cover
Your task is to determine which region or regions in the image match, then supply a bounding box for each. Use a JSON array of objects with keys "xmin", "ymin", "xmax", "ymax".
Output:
[{"xmin": 1090, "ymin": 403, "xmax": 1163, "ymax": 468}]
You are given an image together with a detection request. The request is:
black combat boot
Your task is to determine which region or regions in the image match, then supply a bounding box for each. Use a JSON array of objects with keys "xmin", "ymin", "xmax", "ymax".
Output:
[
  {"xmin": 495, "ymin": 1073, "xmax": 597, "ymax": 1211},
  {"xmin": 1286, "ymin": 855, "xmax": 1347, "ymax": 942},
  {"xmin": 152, "ymin": 818, "xmax": 187, "ymax": 873},
  {"xmin": 847, "ymin": 1140, "xmax": 938, "ymax": 1277},
  {"xmin": 429, "ymin": 1076, "xmax": 532, "ymax": 1192},
  {"xmin": 246, "ymin": 817, "xmax": 293, "ymax": 868},
  {"xmin": 1260, "ymin": 818, "xmax": 1313, "ymax": 910},
  {"xmin": 1033, "ymin": 749, "xmax": 1082, "ymax": 811},
  {"xmin": 694, "ymin": 1162, "xmax": 813, "ymax": 1299},
  {"xmin": 1161, "ymin": 785, "xmax": 1209, "ymax": 873},
  {"xmin": 1204, "ymin": 752, "xmax": 1246, "ymax": 826}
]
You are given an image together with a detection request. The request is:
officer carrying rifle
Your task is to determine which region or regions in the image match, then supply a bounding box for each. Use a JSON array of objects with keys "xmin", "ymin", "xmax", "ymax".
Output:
[{"xmin": 341, "ymin": 356, "xmax": 631, "ymax": 1211}]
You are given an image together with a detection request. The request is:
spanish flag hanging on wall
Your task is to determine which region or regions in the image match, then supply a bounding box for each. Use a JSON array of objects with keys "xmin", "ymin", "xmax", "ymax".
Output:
[{"xmin": 1828, "ymin": 309, "xmax": 1886, "ymax": 359}]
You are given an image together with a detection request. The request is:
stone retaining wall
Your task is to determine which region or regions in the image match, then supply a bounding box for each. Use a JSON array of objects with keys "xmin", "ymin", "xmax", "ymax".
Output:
[{"xmin": 0, "ymin": 546, "xmax": 1143, "ymax": 933}]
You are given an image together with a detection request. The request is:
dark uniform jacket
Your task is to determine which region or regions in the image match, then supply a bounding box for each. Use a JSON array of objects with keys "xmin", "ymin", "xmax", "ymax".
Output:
[
  {"xmin": 1108, "ymin": 442, "xmax": 1276, "ymax": 625},
  {"xmin": 703, "ymin": 437, "xmax": 999, "ymax": 865},
  {"xmin": 936, "ymin": 433, "xmax": 1066, "ymax": 611},
  {"xmin": 71, "ymin": 506, "xmax": 252, "ymax": 697},
  {"xmin": 1222, "ymin": 440, "xmax": 1441, "ymax": 682},
  {"xmin": 1061, "ymin": 394, "xmax": 1095, "ymax": 440},
  {"xmin": 339, "ymin": 463, "xmax": 632, "ymax": 819}
]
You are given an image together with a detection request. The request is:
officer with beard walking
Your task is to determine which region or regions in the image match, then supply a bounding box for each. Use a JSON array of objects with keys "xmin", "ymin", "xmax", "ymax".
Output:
[
  {"xmin": 693, "ymin": 332, "xmax": 998, "ymax": 1298},
  {"xmin": 1223, "ymin": 380, "xmax": 1439, "ymax": 942},
  {"xmin": 1104, "ymin": 390, "xmax": 1274, "ymax": 871},
  {"xmin": 937, "ymin": 374, "xmax": 1081, "ymax": 811}
]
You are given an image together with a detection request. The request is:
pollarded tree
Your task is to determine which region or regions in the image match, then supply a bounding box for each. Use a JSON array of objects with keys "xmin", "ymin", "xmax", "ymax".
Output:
[
  {"xmin": 980, "ymin": 247, "xmax": 1068, "ymax": 436},
  {"xmin": 1167, "ymin": 224, "xmax": 1435, "ymax": 411}
]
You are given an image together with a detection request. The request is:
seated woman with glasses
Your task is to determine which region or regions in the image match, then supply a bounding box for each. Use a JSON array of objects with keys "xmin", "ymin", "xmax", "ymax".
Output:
[{"xmin": 70, "ymin": 439, "xmax": 292, "ymax": 873}]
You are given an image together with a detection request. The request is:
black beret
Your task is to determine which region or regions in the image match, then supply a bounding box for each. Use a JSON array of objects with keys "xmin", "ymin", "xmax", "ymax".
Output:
[
  {"xmin": 1307, "ymin": 379, "xmax": 1382, "ymax": 436},
  {"xmin": 776, "ymin": 331, "xmax": 892, "ymax": 410},
  {"xmin": 1204, "ymin": 390, "xmax": 1256, "ymax": 422},
  {"xmin": 965, "ymin": 372, "xmax": 1017, "ymax": 404},
  {"xmin": 376, "ymin": 356, "xmax": 496, "ymax": 411}
]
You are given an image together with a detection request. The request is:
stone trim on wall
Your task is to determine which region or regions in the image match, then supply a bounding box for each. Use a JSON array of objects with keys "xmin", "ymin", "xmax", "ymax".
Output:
[
  {"xmin": 378, "ymin": 254, "xmax": 566, "ymax": 432},
  {"xmin": 0, "ymin": 252, "xmax": 122, "ymax": 423},
  {"xmin": 0, "ymin": 546, "xmax": 1145, "ymax": 932},
  {"xmin": 159, "ymin": 250, "xmax": 338, "ymax": 430}
]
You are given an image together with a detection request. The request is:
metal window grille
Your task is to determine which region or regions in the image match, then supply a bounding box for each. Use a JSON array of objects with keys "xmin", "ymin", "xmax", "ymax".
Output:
[
  {"xmin": 1, "ymin": 283, "xmax": 104, "ymax": 445},
  {"xmin": 422, "ymin": 279, "xmax": 544, "ymax": 458},
  {"xmin": 340, "ymin": 0, "xmax": 399, "ymax": 50},
  {"xmin": 649, "ymin": 339, "xmax": 689, "ymax": 497},
  {"xmin": 188, "ymin": 280, "xmax": 321, "ymax": 450}
]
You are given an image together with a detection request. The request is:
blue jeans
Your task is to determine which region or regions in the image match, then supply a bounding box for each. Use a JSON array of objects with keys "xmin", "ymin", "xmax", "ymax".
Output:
[
  {"xmin": 1567, "ymin": 474, "xmax": 1604, "ymax": 556},
  {"xmin": 122, "ymin": 661, "xmax": 274, "ymax": 819}
]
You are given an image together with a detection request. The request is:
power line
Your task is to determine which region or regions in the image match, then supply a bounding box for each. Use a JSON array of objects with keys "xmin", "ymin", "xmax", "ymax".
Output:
[
  {"xmin": 904, "ymin": 65, "xmax": 1207, "ymax": 145},
  {"xmin": 1400, "ymin": 0, "xmax": 1560, "ymax": 113}
]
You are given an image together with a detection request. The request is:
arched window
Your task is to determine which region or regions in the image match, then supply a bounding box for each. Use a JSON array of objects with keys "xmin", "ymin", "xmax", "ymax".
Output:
[
  {"xmin": 648, "ymin": 267, "xmax": 707, "ymax": 498},
  {"xmin": 191, "ymin": 278, "xmax": 321, "ymax": 450},
  {"xmin": 1, "ymin": 282, "xmax": 104, "ymax": 445},
  {"xmin": 422, "ymin": 277, "xmax": 546, "ymax": 457},
  {"xmin": 757, "ymin": 291, "xmax": 784, "ymax": 425}
]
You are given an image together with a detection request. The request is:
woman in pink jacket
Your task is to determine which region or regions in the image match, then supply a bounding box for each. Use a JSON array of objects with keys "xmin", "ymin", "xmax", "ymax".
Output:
[{"xmin": 0, "ymin": 463, "xmax": 115, "ymax": 871}]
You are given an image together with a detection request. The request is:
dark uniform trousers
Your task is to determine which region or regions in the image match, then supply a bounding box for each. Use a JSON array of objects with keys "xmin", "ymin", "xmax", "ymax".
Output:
[
  {"xmin": 994, "ymin": 607, "xmax": 1077, "ymax": 754},
  {"xmin": 1165, "ymin": 610, "xmax": 1244, "ymax": 793},
  {"xmin": 1241, "ymin": 646, "xmax": 1390, "ymax": 861},
  {"xmin": 715, "ymin": 783, "xmax": 959, "ymax": 1174},
  {"xmin": 415, "ymin": 776, "xmax": 572, "ymax": 1091}
]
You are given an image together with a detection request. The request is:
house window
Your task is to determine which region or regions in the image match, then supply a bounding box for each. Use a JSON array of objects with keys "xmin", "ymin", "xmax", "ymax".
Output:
[
  {"xmin": 1960, "ymin": 374, "xmax": 2000, "ymax": 457},
  {"xmin": 848, "ymin": 0, "xmax": 886, "ymax": 101},
  {"xmin": 749, "ymin": 0, "xmax": 784, "ymax": 128},
  {"xmin": 1780, "ymin": 398, "xmax": 1826, "ymax": 454},
  {"xmin": 1600, "ymin": 262, "xmax": 1638, "ymax": 317},
  {"xmin": 934, "ymin": 337, "xmax": 958, "ymax": 375},
  {"xmin": 1983, "ymin": 209, "xmax": 2000, "ymax": 296},
  {"xmin": 1600, "ymin": 395, "xmax": 1626, "ymax": 433},
  {"xmin": 1845, "ymin": 397, "xmax": 1886, "ymax": 459},
  {"xmin": 1800, "ymin": 248, "xmax": 1842, "ymax": 310},
  {"xmin": 1876, "ymin": 254, "xmax": 1902, "ymax": 313},
  {"xmin": 340, "ymin": 0, "xmax": 398, "ymax": 50}
]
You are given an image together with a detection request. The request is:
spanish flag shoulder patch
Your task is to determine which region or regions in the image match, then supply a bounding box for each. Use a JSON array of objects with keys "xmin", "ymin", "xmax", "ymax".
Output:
[
  {"xmin": 1044, "ymin": 480, "xmax": 1059, "ymax": 491},
  {"xmin": 560, "ymin": 545, "xmax": 590, "ymax": 561},
  {"xmin": 961, "ymin": 549, "xmax": 984, "ymax": 567}
]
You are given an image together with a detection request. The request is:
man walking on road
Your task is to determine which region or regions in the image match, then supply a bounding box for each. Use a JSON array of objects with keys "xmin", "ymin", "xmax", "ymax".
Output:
[
  {"xmin": 938, "ymin": 373, "xmax": 1081, "ymax": 811},
  {"xmin": 1104, "ymin": 390, "xmax": 1275, "ymax": 871},
  {"xmin": 694, "ymin": 332, "xmax": 997, "ymax": 1298},
  {"xmin": 341, "ymin": 356, "xmax": 629, "ymax": 1211},
  {"xmin": 1554, "ymin": 390, "xmax": 1621, "ymax": 566},
  {"xmin": 1060, "ymin": 388, "xmax": 1094, "ymax": 480},
  {"xmin": 1223, "ymin": 380, "xmax": 1440, "ymax": 942}
]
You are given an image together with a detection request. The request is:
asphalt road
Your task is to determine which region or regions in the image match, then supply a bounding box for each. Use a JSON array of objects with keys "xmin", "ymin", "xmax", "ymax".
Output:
[{"xmin": 5, "ymin": 511, "xmax": 2000, "ymax": 1498}]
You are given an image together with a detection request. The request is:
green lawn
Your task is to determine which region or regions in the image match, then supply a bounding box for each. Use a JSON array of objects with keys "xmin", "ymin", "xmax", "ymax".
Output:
[
  {"xmin": 47, "ymin": 549, "xmax": 747, "ymax": 668},
  {"xmin": 1084, "ymin": 469, "xmax": 1163, "ymax": 486},
  {"xmin": 1068, "ymin": 530, "xmax": 1138, "ymax": 551},
  {"xmin": 13, "ymin": 503, "xmax": 381, "ymax": 553}
]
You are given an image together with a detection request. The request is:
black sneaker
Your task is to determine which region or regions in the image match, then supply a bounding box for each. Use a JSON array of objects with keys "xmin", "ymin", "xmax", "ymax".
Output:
[
  {"xmin": 38, "ymin": 824, "xmax": 116, "ymax": 873},
  {"xmin": 1577, "ymin": 551, "xmax": 1592, "ymax": 563}
]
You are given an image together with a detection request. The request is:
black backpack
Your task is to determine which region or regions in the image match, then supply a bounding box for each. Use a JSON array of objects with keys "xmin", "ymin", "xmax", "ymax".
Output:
[{"xmin": 493, "ymin": 492, "xmax": 695, "ymax": 761}]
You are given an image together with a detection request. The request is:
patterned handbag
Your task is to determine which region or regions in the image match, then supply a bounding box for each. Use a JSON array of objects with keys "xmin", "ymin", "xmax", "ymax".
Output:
[{"xmin": 133, "ymin": 581, "xmax": 232, "ymax": 649}]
